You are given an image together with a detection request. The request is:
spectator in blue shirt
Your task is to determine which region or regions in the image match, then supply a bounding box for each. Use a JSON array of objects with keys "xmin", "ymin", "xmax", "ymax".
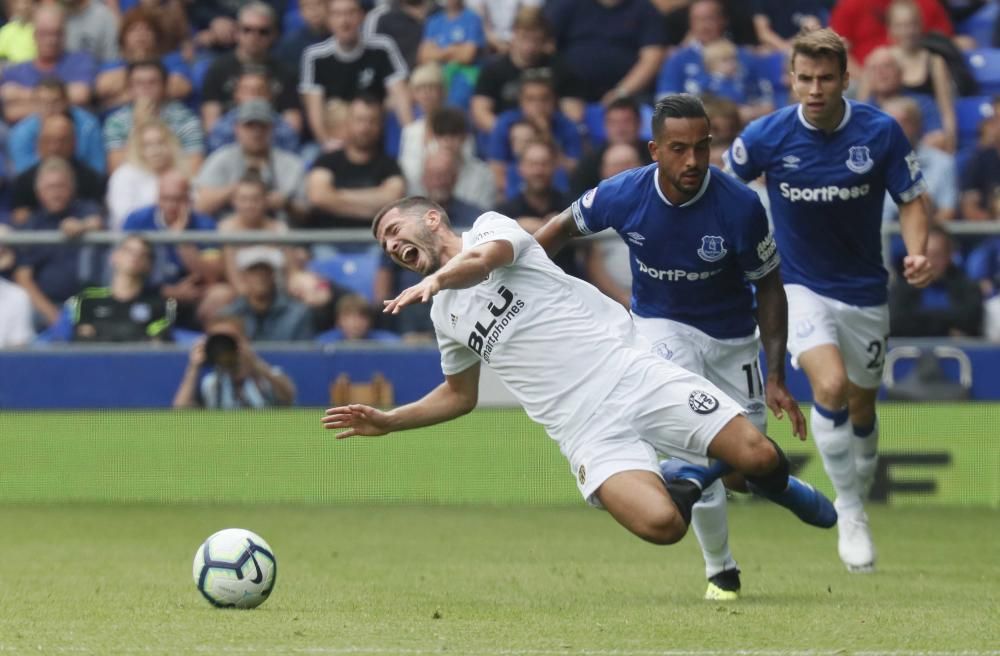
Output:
[
  {"xmin": 7, "ymin": 77, "xmax": 105, "ymax": 175},
  {"xmin": 544, "ymin": 0, "xmax": 665, "ymax": 104},
  {"xmin": 94, "ymin": 7, "xmax": 193, "ymax": 113},
  {"xmin": 417, "ymin": 0, "xmax": 485, "ymax": 67},
  {"xmin": 275, "ymin": 0, "xmax": 330, "ymax": 76},
  {"xmin": 488, "ymin": 68, "xmax": 581, "ymax": 198},
  {"xmin": 0, "ymin": 4, "xmax": 97, "ymax": 124},
  {"xmin": 752, "ymin": 0, "xmax": 826, "ymax": 52},
  {"xmin": 14, "ymin": 157, "xmax": 103, "ymax": 327},
  {"xmin": 656, "ymin": 0, "xmax": 760, "ymax": 105},
  {"xmin": 317, "ymin": 293, "xmax": 401, "ymax": 343}
]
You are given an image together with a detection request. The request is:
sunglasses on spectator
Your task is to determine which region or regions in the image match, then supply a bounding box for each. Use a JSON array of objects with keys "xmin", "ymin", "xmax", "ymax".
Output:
[{"xmin": 240, "ymin": 25, "xmax": 272, "ymax": 36}]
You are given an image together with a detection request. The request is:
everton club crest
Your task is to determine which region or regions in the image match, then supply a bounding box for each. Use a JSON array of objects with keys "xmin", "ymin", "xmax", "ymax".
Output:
[
  {"xmin": 846, "ymin": 145, "xmax": 874, "ymax": 174},
  {"xmin": 697, "ymin": 235, "xmax": 727, "ymax": 262}
]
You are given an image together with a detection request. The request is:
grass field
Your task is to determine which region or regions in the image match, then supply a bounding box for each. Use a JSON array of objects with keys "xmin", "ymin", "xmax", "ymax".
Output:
[
  {"xmin": 0, "ymin": 409, "xmax": 998, "ymax": 654},
  {"xmin": 1, "ymin": 503, "xmax": 998, "ymax": 654}
]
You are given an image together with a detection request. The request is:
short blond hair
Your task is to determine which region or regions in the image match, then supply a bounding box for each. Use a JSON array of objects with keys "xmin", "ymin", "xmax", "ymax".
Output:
[
  {"xmin": 126, "ymin": 119, "xmax": 183, "ymax": 172},
  {"xmin": 791, "ymin": 28, "xmax": 848, "ymax": 75}
]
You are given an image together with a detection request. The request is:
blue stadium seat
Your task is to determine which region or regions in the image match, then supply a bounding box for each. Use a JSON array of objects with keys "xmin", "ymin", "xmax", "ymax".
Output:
[
  {"xmin": 964, "ymin": 238, "xmax": 1000, "ymax": 284},
  {"xmin": 955, "ymin": 96, "xmax": 994, "ymax": 150},
  {"xmin": 308, "ymin": 247, "xmax": 382, "ymax": 302},
  {"xmin": 966, "ymin": 48, "xmax": 1000, "ymax": 94},
  {"xmin": 957, "ymin": 1, "xmax": 999, "ymax": 48}
]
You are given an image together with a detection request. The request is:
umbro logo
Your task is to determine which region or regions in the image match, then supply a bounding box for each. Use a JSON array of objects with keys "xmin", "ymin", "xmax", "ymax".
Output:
[
  {"xmin": 782, "ymin": 155, "xmax": 800, "ymax": 169},
  {"xmin": 626, "ymin": 232, "xmax": 645, "ymax": 246}
]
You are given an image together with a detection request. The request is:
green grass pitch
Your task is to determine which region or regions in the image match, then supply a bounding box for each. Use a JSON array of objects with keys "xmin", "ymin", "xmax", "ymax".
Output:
[
  {"xmin": 0, "ymin": 408, "xmax": 998, "ymax": 654},
  {"xmin": 1, "ymin": 504, "xmax": 998, "ymax": 654}
]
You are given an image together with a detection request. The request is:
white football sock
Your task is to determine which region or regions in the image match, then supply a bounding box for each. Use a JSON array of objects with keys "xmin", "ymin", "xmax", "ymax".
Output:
[
  {"xmin": 811, "ymin": 403, "xmax": 862, "ymax": 513},
  {"xmin": 691, "ymin": 479, "xmax": 738, "ymax": 578},
  {"xmin": 854, "ymin": 418, "xmax": 879, "ymax": 500}
]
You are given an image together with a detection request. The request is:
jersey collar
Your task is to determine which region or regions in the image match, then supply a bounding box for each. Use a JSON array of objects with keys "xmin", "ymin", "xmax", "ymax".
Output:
[
  {"xmin": 654, "ymin": 168, "xmax": 712, "ymax": 208},
  {"xmin": 797, "ymin": 98, "xmax": 852, "ymax": 132}
]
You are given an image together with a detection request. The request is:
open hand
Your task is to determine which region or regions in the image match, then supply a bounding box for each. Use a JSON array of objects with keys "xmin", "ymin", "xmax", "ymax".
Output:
[
  {"xmin": 383, "ymin": 277, "xmax": 441, "ymax": 314},
  {"xmin": 321, "ymin": 404, "xmax": 393, "ymax": 439},
  {"xmin": 766, "ymin": 378, "xmax": 807, "ymax": 440}
]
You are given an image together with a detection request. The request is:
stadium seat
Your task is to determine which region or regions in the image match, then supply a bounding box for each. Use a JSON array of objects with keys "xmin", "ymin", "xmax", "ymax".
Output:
[
  {"xmin": 957, "ymin": 1, "xmax": 999, "ymax": 48},
  {"xmin": 955, "ymin": 96, "xmax": 994, "ymax": 151},
  {"xmin": 966, "ymin": 48, "xmax": 1000, "ymax": 94},
  {"xmin": 964, "ymin": 238, "xmax": 1000, "ymax": 284},
  {"xmin": 308, "ymin": 247, "xmax": 382, "ymax": 303}
]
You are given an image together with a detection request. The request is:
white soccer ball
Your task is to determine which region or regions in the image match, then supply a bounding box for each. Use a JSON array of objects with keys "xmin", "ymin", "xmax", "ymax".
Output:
[{"xmin": 192, "ymin": 528, "xmax": 277, "ymax": 608}]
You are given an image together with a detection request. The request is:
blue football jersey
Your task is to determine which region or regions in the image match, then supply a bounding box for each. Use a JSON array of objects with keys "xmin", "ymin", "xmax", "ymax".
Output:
[
  {"xmin": 725, "ymin": 100, "xmax": 927, "ymax": 307},
  {"xmin": 572, "ymin": 164, "xmax": 779, "ymax": 339}
]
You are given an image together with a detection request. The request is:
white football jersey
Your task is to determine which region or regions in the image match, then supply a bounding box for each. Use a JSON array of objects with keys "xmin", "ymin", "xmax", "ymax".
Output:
[{"xmin": 430, "ymin": 212, "xmax": 648, "ymax": 439}]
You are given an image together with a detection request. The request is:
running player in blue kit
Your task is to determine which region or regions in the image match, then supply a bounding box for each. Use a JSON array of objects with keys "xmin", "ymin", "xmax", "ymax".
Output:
[
  {"xmin": 723, "ymin": 29, "xmax": 933, "ymax": 572},
  {"xmin": 534, "ymin": 94, "xmax": 819, "ymax": 600}
]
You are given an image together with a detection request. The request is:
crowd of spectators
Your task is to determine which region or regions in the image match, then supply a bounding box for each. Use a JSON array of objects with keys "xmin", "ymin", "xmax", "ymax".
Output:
[{"xmin": 2, "ymin": 0, "xmax": 1000, "ymax": 352}]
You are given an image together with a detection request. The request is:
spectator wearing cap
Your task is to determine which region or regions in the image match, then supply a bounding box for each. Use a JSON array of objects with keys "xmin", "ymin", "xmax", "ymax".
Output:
[
  {"xmin": 1, "ymin": 4, "xmax": 97, "ymax": 124},
  {"xmin": 488, "ymin": 68, "xmax": 580, "ymax": 199},
  {"xmin": 102, "ymin": 60, "xmax": 204, "ymax": 172},
  {"xmin": 207, "ymin": 67, "xmax": 301, "ymax": 154},
  {"xmin": 14, "ymin": 157, "xmax": 103, "ymax": 327},
  {"xmin": 300, "ymin": 0, "xmax": 413, "ymax": 149},
  {"xmin": 200, "ymin": 2, "xmax": 301, "ymax": 135},
  {"xmin": 544, "ymin": 0, "xmax": 665, "ymax": 105},
  {"xmin": 303, "ymin": 95, "xmax": 406, "ymax": 232},
  {"xmin": 194, "ymin": 99, "xmax": 306, "ymax": 222},
  {"xmin": 10, "ymin": 113, "xmax": 105, "ymax": 226},
  {"xmin": 221, "ymin": 246, "xmax": 314, "ymax": 342},
  {"xmin": 471, "ymin": 7, "xmax": 584, "ymax": 134}
]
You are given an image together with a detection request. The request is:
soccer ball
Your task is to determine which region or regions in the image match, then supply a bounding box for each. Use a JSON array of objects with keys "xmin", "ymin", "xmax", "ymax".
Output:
[{"xmin": 192, "ymin": 528, "xmax": 277, "ymax": 608}]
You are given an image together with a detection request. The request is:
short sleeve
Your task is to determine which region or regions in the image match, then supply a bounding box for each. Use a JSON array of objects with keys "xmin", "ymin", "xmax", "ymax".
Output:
[
  {"xmin": 436, "ymin": 324, "xmax": 479, "ymax": 376},
  {"xmin": 734, "ymin": 198, "xmax": 781, "ymax": 281},
  {"xmin": 467, "ymin": 212, "xmax": 534, "ymax": 262},
  {"xmin": 724, "ymin": 119, "xmax": 766, "ymax": 182},
  {"xmin": 884, "ymin": 118, "xmax": 928, "ymax": 205},
  {"xmin": 570, "ymin": 184, "xmax": 609, "ymax": 235}
]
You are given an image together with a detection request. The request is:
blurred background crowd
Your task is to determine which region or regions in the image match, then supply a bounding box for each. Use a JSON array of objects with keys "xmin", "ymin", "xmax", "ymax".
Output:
[{"xmin": 2, "ymin": 0, "xmax": 1000, "ymax": 350}]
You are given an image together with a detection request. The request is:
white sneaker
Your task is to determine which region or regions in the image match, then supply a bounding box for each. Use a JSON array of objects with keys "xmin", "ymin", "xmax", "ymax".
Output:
[{"xmin": 836, "ymin": 505, "xmax": 876, "ymax": 573}]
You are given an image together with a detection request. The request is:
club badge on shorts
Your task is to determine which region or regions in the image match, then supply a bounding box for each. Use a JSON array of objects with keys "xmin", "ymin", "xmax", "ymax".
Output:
[{"xmin": 688, "ymin": 390, "xmax": 719, "ymax": 415}]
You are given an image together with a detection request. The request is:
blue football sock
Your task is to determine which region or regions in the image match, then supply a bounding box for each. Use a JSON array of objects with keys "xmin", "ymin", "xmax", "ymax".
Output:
[
  {"xmin": 748, "ymin": 475, "xmax": 838, "ymax": 529},
  {"xmin": 660, "ymin": 458, "xmax": 729, "ymax": 490}
]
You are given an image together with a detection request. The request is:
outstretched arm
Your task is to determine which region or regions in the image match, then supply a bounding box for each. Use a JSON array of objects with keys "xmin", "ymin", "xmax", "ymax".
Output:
[
  {"xmin": 533, "ymin": 206, "xmax": 582, "ymax": 259},
  {"xmin": 384, "ymin": 239, "xmax": 515, "ymax": 314},
  {"xmin": 321, "ymin": 364, "xmax": 481, "ymax": 438},
  {"xmin": 754, "ymin": 268, "xmax": 807, "ymax": 439}
]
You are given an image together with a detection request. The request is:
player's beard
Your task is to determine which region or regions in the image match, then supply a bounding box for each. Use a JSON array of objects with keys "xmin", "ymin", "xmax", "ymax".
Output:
[
  {"xmin": 412, "ymin": 223, "xmax": 443, "ymax": 275},
  {"xmin": 674, "ymin": 167, "xmax": 705, "ymax": 195}
]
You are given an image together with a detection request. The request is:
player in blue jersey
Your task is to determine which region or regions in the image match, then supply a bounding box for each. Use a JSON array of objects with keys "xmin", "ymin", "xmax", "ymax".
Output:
[
  {"xmin": 724, "ymin": 29, "xmax": 933, "ymax": 573},
  {"xmin": 534, "ymin": 94, "xmax": 820, "ymax": 601}
]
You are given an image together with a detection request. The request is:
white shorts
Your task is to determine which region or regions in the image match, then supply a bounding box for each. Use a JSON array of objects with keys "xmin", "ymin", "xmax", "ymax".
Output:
[
  {"xmin": 785, "ymin": 284, "xmax": 889, "ymax": 389},
  {"xmin": 558, "ymin": 354, "xmax": 744, "ymax": 507},
  {"xmin": 633, "ymin": 315, "xmax": 766, "ymax": 432}
]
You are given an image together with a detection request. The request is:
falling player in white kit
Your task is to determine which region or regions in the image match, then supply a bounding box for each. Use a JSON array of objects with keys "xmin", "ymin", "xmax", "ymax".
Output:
[
  {"xmin": 724, "ymin": 29, "xmax": 933, "ymax": 572},
  {"xmin": 322, "ymin": 197, "xmax": 835, "ymax": 581},
  {"xmin": 534, "ymin": 94, "xmax": 810, "ymax": 601}
]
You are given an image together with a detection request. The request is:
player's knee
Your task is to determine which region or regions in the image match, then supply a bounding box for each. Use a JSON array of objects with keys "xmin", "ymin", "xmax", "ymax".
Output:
[
  {"xmin": 743, "ymin": 433, "xmax": 779, "ymax": 476},
  {"xmin": 811, "ymin": 376, "xmax": 849, "ymax": 408},
  {"xmin": 744, "ymin": 436, "xmax": 790, "ymax": 495},
  {"xmin": 632, "ymin": 507, "xmax": 687, "ymax": 546}
]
